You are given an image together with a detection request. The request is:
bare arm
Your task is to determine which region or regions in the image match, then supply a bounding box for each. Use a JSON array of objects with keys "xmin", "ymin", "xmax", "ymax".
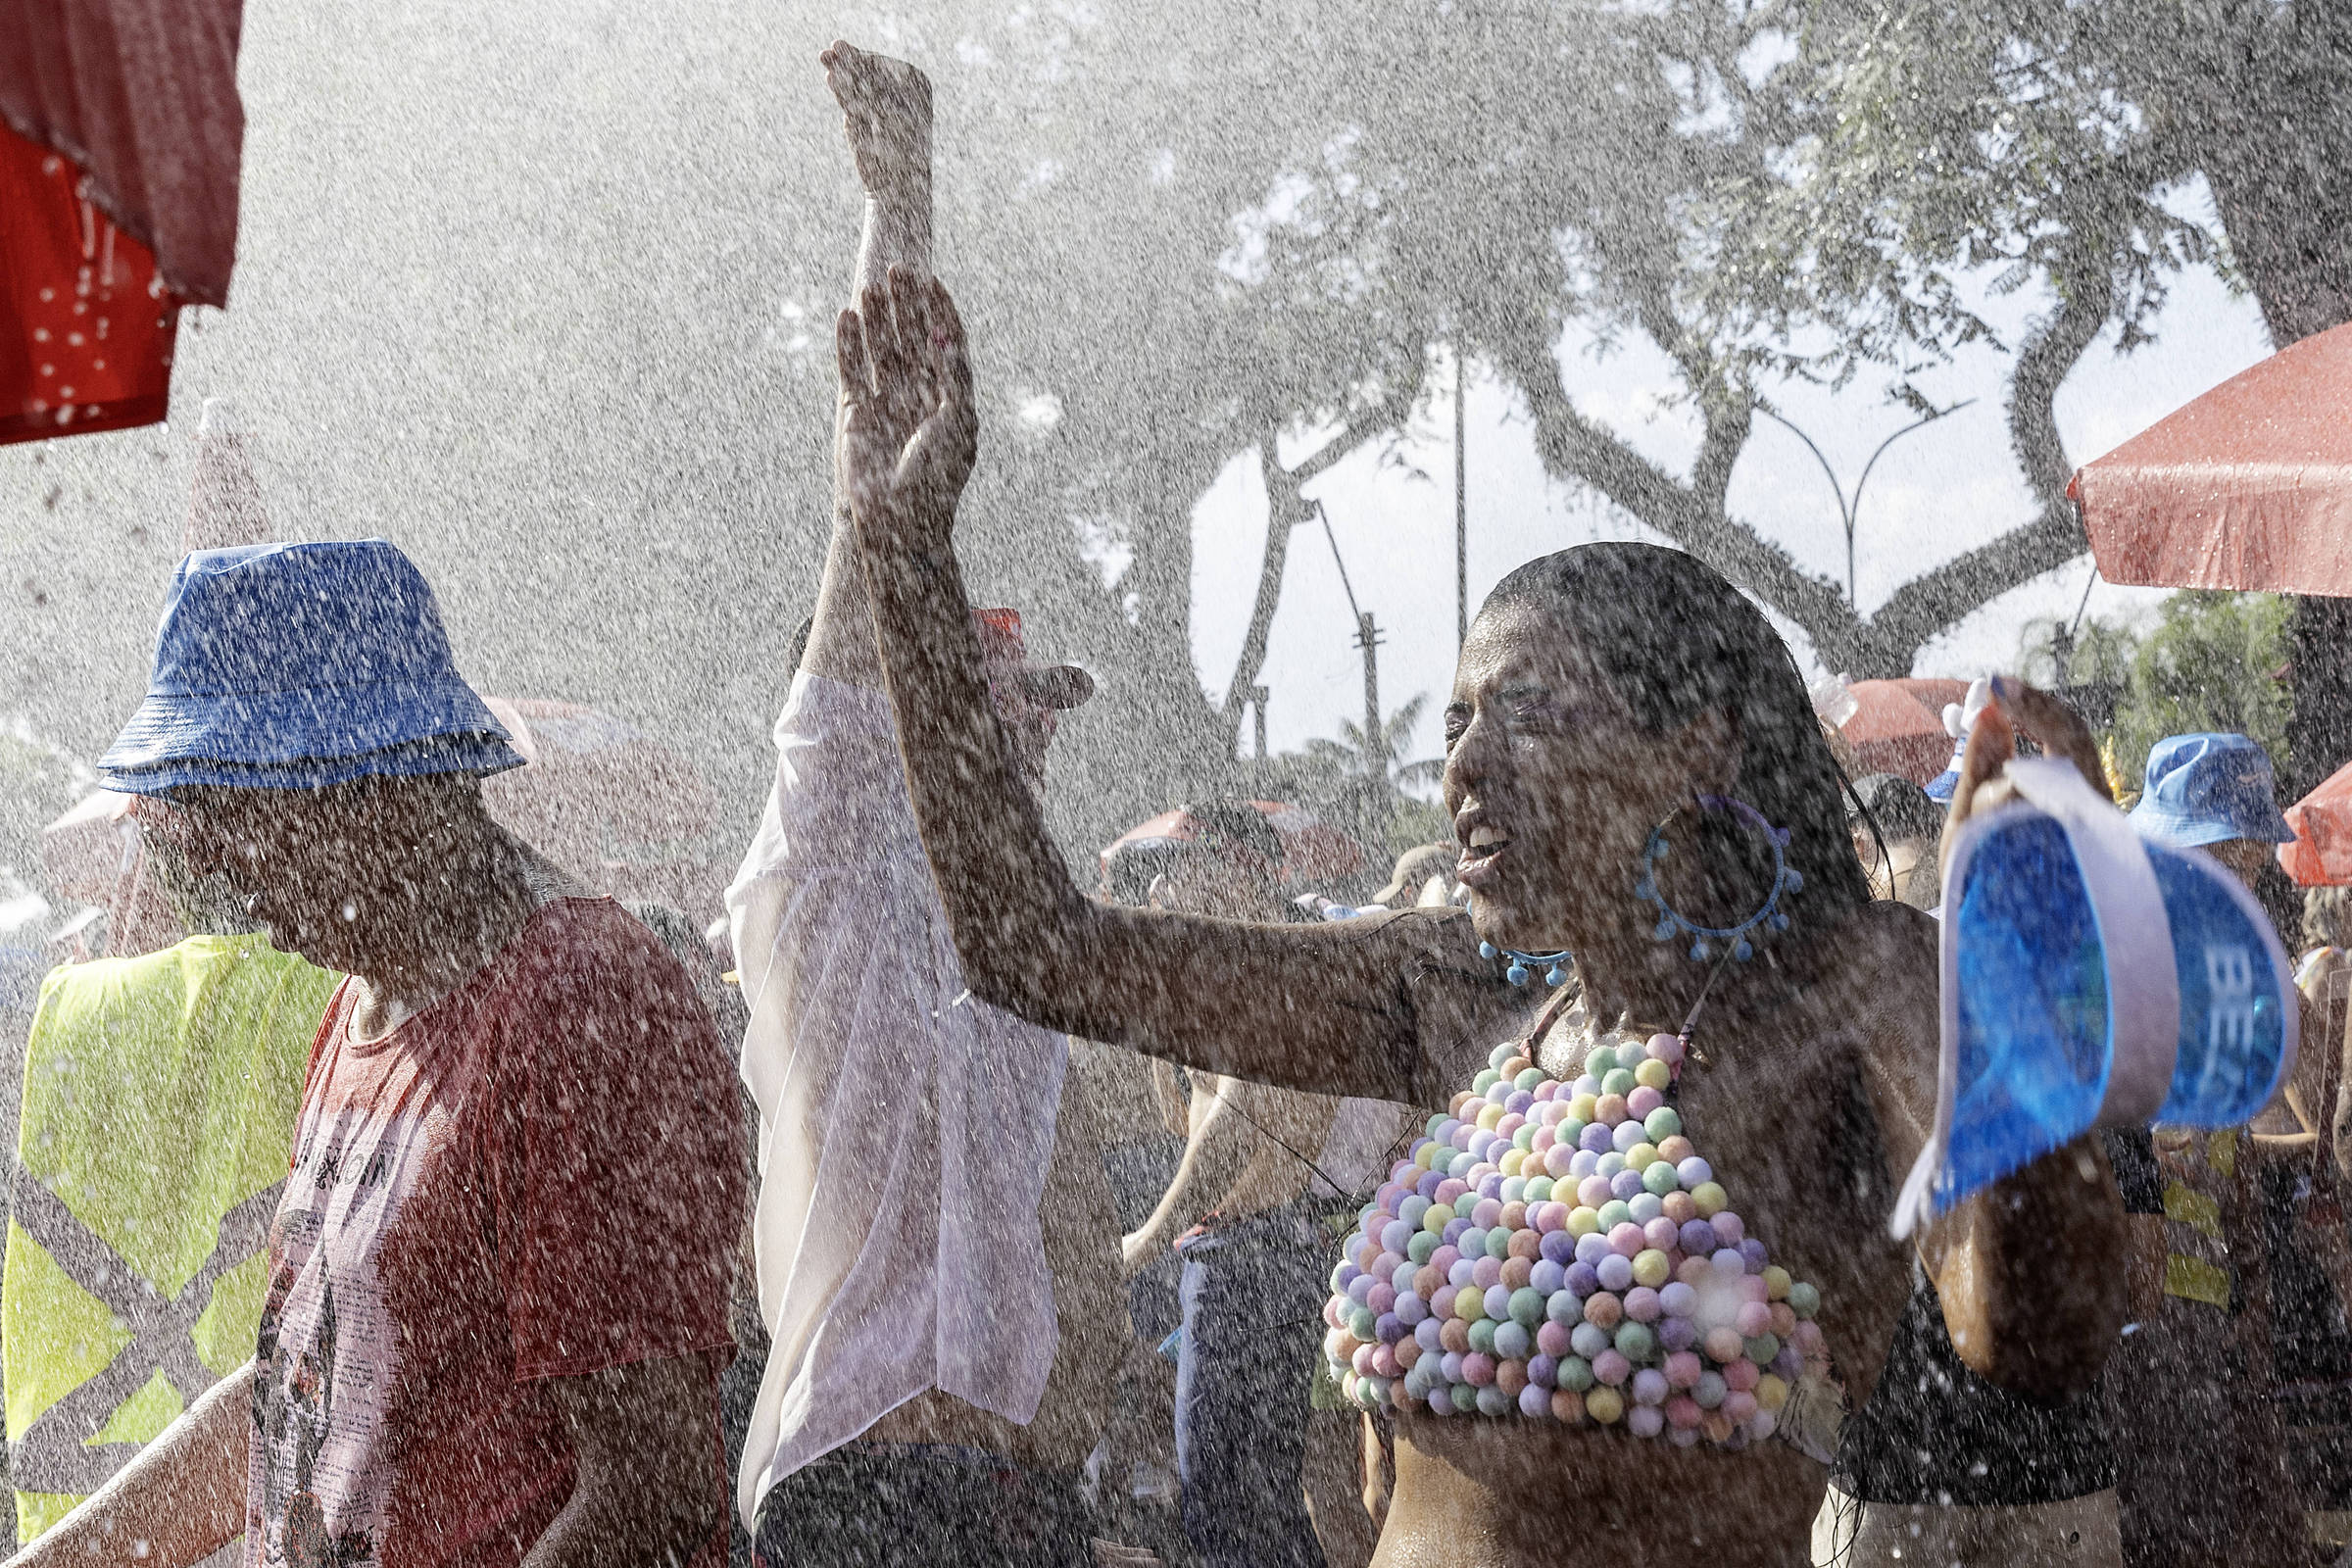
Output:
[
  {"xmin": 803, "ymin": 42, "xmax": 934, "ymax": 691},
  {"xmin": 5, "ymin": 1361, "xmax": 250, "ymax": 1568},
  {"xmin": 1124, "ymin": 1077, "xmax": 1254, "ymax": 1273},
  {"xmin": 520, "ymin": 1355, "xmax": 721, "ymax": 1568},
  {"xmin": 833, "ymin": 270, "xmax": 1521, "ymax": 1101},
  {"xmin": 1151, "ymin": 1057, "xmax": 1190, "ymax": 1139}
]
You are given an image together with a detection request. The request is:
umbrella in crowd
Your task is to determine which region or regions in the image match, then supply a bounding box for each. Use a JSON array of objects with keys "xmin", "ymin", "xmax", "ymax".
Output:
[
  {"xmin": 37, "ymin": 788, "xmax": 177, "ymax": 959},
  {"xmin": 1838, "ymin": 677, "xmax": 1972, "ymax": 788},
  {"xmin": 1099, "ymin": 801, "xmax": 1362, "ymax": 896},
  {"xmin": 2072, "ymin": 318, "xmax": 2352, "ymax": 597},
  {"xmin": 0, "ymin": 0, "xmax": 247, "ymax": 445},
  {"xmin": 38, "ymin": 700, "xmax": 731, "ymax": 960},
  {"xmin": 478, "ymin": 696, "xmax": 728, "ymax": 922},
  {"xmin": 2281, "ymin": 760, "xmax": 2352, "ymax": 889}
]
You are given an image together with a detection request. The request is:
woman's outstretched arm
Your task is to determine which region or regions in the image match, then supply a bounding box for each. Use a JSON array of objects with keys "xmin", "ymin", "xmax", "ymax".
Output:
[{"xmin": 834, "ymin": 270, "xmax": 1522, "ymax": 1101}]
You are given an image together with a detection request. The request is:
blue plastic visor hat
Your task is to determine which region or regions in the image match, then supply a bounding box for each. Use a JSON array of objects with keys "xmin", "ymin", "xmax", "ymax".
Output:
[
  {"xmin": 1892, "ymin": 758, "xmax": 2296, "ymax": 1237},
  {"xmin": 97, "ymin": 540, "xmax": 523, "ymax": 794}
]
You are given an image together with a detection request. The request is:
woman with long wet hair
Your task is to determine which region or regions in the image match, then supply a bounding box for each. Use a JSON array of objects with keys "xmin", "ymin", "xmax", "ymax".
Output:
[{"xmin": 826, "ymin": 266, "xmax": 2126, "ymax": 1568}]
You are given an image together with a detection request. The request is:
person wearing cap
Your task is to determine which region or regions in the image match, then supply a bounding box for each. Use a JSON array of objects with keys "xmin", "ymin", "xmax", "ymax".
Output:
[
  {"xmin": 2107, "ymin": 731, "xmax": 2323, "ymax": 1566},
  {"xmin": 3, "ymin": 796, "xmax": 335, "ymax": 1547},
  {"xmin": 724, "ymin": 42, "xmax": 1122, "ymax": 1568},
  {"xmin": 14, "ymin": 540, "xmax": 746, "ymax": 1568}
]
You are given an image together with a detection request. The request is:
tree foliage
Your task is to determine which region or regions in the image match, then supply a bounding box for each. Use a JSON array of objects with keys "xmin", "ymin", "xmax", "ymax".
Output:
[{"xmin": 2023, "ymin": 592, "xmax": 2291, "ymax": 796}]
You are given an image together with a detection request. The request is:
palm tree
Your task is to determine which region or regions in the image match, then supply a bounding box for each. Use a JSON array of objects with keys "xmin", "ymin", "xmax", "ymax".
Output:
[
  {"xmin": 1299, "ymin": 693, "xmax": 1444, "ymax": 793},
  {"xmin": 1248, "ymin": 696, "xmax": 1450, "ymax": 880}
]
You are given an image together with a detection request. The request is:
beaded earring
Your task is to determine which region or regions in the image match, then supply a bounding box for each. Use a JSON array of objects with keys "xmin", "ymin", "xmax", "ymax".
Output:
[
  {"xmin": 1466, "ymin": 898, "xmax": 1573, "ymax": 987},
  {"xmin": 1635, "ymin": 795, "xmax": 1801, "ymax": 963}
]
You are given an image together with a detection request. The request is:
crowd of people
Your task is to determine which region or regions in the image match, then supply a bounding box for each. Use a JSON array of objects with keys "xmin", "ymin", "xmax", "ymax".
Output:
[{"xmin": 4, "ymin": 36, "xmax": 2352, "ymax": 1568}]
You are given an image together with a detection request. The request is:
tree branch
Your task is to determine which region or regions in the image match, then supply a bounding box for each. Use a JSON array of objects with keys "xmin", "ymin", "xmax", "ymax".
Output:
[
  {"xmin": 1216, "ymin": 398, "xmax": 1408, "ymax": 755},
  {"xmin": 2008, "ymin": 260, "xmax": 2112, "ymax": 511},
  {"xmin": 1488, "ymin": 321, "xmax": 1867, "ymax": 662},
  {"xmin": 1220, "ymin": 433, "xmax": 1309, "ymax": 749}
]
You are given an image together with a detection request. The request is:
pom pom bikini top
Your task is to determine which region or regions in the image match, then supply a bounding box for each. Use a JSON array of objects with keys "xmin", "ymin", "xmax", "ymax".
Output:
[{"xmin": 1323, "ymin": 1016, "xmax": 1837, "ymax": 1452}]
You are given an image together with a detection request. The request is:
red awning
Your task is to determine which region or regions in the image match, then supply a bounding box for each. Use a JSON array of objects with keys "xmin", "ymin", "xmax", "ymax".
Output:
[
  {"xmin": 2071, "ymin": 319, "xmax": 2352, "ymax": 595},
  {"xmin": 0, "ymin": 125, "xmax": 181, "ymax": 445},
  {"xmin": 0, "ymin": 0, "xmax": 246, "ymax": 308}
]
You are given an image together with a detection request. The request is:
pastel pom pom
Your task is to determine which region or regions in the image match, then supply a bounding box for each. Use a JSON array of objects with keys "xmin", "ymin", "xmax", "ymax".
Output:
[{"xmin": 1333, "ymin": 1046, "xmax": 1824, "ymax": 1445}]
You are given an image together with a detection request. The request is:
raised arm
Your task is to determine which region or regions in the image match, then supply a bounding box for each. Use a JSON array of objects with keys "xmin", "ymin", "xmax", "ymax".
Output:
[
  {"xmin": 802, "ymin": 42, "xmax": 934, "ymax": 691},
  {"xmin": 833, "ymin": 270, "xmax": 1522, "ymax": 1102},
  {"xmin": 1902, "ymin": 677, "xmax": 2127, "ymax": 1395}
]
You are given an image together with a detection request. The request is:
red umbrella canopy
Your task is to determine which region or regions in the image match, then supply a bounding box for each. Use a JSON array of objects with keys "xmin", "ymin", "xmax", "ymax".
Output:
[
  {"xmin": 2, "ymin": 0, "xmax": 246, "ymax": 444},
  {"xmin": 1100, "ymin": 802, "xmax": 1362, "ymax": 893},
  {"xmin": 2070, "ymin": 319, "xmax": 2352, "ymax": 594},
  {"xmin": 1838, "ymin": 678, "xmax": 1969, "ymax": 787},
  {"xmin": 2280, "ymin": 756, "xmax": 2352, "ymax": 888}
]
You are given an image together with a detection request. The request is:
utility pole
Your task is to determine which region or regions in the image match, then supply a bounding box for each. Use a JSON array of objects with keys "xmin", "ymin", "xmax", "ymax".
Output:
[
  {"xmin": 1455, "ymin": 348, "xmax": 1468, "ymax": 651},
  {"xmin": 1317, "ymin": 501, "xmax": 1386, "ymax": 772}
]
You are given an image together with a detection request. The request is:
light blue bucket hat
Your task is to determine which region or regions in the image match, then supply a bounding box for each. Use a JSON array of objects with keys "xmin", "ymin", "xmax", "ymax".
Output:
[
  {"xmin": 98, "ymin": 541, "xmax": 523, "ymax": 794},
  {"xmin": 2127, "ymin": 732, "xmax": 2295, "ymax": 849}
]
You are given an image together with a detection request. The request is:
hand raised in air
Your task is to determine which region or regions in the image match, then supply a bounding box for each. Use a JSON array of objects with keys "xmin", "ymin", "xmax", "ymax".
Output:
[{"xmin": 836, "ymin": 267, "xmax": 977, "ymax": 558}]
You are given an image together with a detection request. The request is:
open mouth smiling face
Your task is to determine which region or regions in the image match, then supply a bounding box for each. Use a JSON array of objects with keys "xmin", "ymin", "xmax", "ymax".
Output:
[{"xmin": 1442, "ymin": 602, "xmax": 1738, "ymax": 957}]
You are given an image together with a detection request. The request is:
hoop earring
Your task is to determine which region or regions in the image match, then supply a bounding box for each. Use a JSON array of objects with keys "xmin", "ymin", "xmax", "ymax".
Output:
[
  {"xmin": 1635, "ymin": 794, "xmax": 1801, "ymax": 962},
  {"xmin": 1465, "ymin": 897, "xmax": 1573, "ymax": 988}
]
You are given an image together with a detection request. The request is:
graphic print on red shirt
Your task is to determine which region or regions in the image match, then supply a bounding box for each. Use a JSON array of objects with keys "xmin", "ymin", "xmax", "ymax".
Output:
[{"xmin": 246, "ymin": 898, "xmax": 743, "ymax": 1568}]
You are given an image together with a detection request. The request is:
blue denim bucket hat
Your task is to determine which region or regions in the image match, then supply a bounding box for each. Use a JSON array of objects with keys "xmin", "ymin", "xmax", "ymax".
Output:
[
  {"xmin": 1892, "ymin": 758, "xmax": 2295, "ymax": 1237},
  {"xmin": 2127, "ymin": 731, "xmax": 2295, "ymax": 848},
  {"xmin": 97, "ymin": 541, "xmax": 524, "ymax": 794}
]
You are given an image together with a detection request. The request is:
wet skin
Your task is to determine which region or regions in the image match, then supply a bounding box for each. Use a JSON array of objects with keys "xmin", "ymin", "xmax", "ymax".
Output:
[
  {"xmin": 825, "ymin": 268, "xmax": 2129, "ymax": 1566},
  {"xmin": 1357, "ymin": 612, "xmax": 2119, "ymax": 1566},
  {"xmin": 828, "ymin": 250, "xmax": 2126, "ymax": 1568}
]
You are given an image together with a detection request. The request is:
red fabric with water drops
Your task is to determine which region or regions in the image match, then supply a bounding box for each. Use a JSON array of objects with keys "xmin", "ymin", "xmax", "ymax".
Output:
[{"xmin": 0, "ymin": 123, "xmax": 180, "ymax": 447}]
